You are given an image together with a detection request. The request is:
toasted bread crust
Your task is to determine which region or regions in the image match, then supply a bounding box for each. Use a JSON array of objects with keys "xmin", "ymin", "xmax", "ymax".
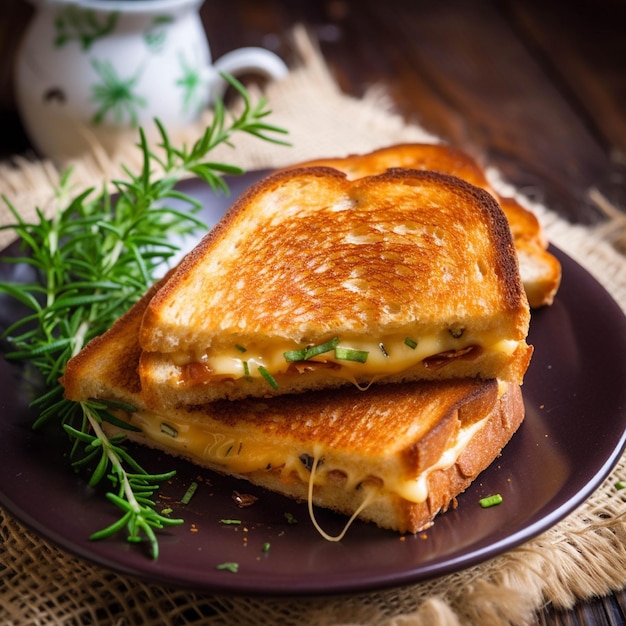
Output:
[
  {"xmin": 136, "ymin": 166, "xmax": 531, "ymax": 405},
  {"xmin": 61, "ymin": 279, "xmax": 161, "ymax": 404},
  {"xmin": 288, "ymin": 143, "xmax": 494, "ymax": 190},
  {"xmin": 137, "ymin": 167, "xmax": 531, "ymax": 404},
  {"xmin": 288, "ymin": 143, "xmax": 560, "ymax": 307},
  {"xmin": 141, "ymin": 167, "xmax": 528, "ymax": 351}
]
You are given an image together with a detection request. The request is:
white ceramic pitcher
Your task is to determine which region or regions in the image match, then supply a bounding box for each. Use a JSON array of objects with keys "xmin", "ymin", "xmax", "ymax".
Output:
[{"xmin": 15, "ymin": 0, "xmax": 288, "ymax": 158}]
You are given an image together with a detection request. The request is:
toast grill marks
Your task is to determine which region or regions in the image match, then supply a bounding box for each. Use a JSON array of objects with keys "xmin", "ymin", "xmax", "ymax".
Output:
[
  {"xmin": 290, "ymin": 143, "xmax": 561, "ymax": 308},
  {"xmin": 61, "ymin": 262, "xmax": 526, "ymax": 535},
  {"xmin": 138, "ymin": 168, "xmax": 531, "ymax": 405}
]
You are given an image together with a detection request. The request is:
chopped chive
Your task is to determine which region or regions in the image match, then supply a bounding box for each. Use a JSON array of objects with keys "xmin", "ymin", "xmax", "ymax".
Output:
[
  {"xmin": 304, "ymin": 337, "xmax": 340, "ymax": 360},
  {"xmin": 284, "ymin": 512, "xmax": 298, "ymax": 524},
  {"xmin": 161, "ymin": 508, "xmax": 173, "ymax": 515},
  {"xmin": 160, "ymin": 423, "xmax": 178, "ymax": 438},
  {"xmin": 404, "ymin": 337, "xmax": 418, "ymax": 349},
  {"xmin": 220, "ymin": 519, "xmax": 242, "ymax": 525},
  {"xmin": 181, "ymin": 481, "xmax": 198, "ymax": 505},
  {"xmin": 235, "ymin": 344, "xmax": 247, "ymax": 352},
  {"xmin": 615, "ymin": 481, "xmax": 626, "ymax": 490},
  {"xmin": 283, "ymin": 349, "xmax": 306, "ymax": 362},
  {"xmin": 334, "ymin": 347, "xmax": 369, "ymax": 363},
  {"xmin": 242, "ymin": 360, "xmax": 251, "ymax": 378},
  {"xmin": 284, "ymin": 337, "xmax": 340, "ymax": 362},
  {"xmin": 479, "ymin": 494, "xmax": 503, "ymax": 508},
  {"xmin": 258, "ymin": 365, "xmax": 279, "ymax": 389},
  {"xmin": 378, "ymin": 342, "xmax": 389, "ymax": 358},
  {"xmin": 262, "ymin": 542, "xmax": 271, "ymax": 553},
  {"xmin": 216, "ymin": 562, "xmax": 239, "ymax": 573}
]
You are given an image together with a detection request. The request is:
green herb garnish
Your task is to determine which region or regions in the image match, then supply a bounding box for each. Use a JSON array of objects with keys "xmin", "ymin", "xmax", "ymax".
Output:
[
  {"xmin": 262, "ymin": 541, "xmax": 271, "ymax": 553},
  {"xmin": 284, "ymin": 338, "xmax": 369, "ymax": 364},
  {"xmin": 181, "ymin": 481, "xmax": 199, "ymax": 505},
  {"xmin": 220, "ymin": 518, "xmax": 242, "ymax": 525},
  {"xmin": 479, "ymin": 494, "xmax": 503, "ymax": 508},
  {"xmin": 283, "ymin": 350, "xmax": 303, "ymax": 362},
  {"xmin": 334, "ymin": 346, "xmax": 369, "ymax": 363},
  {"xmin": 258, "ymin": 365, "xmax": 279, "ymax": 389},
  {"xmin": 404, "ymin": 337, "xmax": 418, "ymax": 349},
  {"xmin": 284, "ymin": 337, "xmax": 339, "ymax": 362},
  {"xmin": 284, "ymin": 512, "xmax": 298, "ymax": 525},
  {"xmin": 0, "ymin": 73, "xmax": 288, "ymax": 559},
  {"xmin": 242, "ymin": 360, "xmax": 251, "ymax": 378},
  {"xmin": 216, "ymin": 562, "xmax": 239, "ymax": 573},
  {"xmin": 304, "ymin": 337, "xmax": 340, "ymax": 360}
]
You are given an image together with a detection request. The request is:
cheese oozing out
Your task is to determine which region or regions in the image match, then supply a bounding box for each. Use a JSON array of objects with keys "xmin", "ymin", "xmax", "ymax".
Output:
[
  {"xmin": 172, "ymin": 330, "xmax": 520, "ymax": 385},
  {"xmin": 122, "ymin": 402, "xmax": 491, "ymax": 513}
]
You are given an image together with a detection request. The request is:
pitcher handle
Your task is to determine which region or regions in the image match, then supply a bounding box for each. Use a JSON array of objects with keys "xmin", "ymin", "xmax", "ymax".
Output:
[{"xmin": 210, "ymin": 47, "xmax": 288, "ymax": 99}]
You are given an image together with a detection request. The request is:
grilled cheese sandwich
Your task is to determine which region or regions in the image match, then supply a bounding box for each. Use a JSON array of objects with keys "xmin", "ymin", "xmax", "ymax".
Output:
[
  {"xmin": 61, "ymin": 282, "xmax": 525, "ymax": 534},
  {"xmin": 61, "ymin": 159, "xmax": 533, "ymax": 537},
  {"xmin": 119, "ymin": 391, "xmax": 497, "ymax": 512},
  {"xmin": 138, "ymin": 167, "xmax": 532, "ymax": 407}
]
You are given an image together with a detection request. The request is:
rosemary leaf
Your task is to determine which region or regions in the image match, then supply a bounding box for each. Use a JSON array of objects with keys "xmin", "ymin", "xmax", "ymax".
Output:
[{"xmin": 0, "ymin": 77, "xmax": 289, "ymax": 559}]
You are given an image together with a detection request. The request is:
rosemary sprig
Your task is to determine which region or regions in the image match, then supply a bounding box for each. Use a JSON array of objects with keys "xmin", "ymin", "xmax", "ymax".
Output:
[
  {"xmin": 0, "ymin": 74, "xmax": 288, "ymax": 558},
  {"xmin": 66, "ymin": 402, "xmax": 182, "ymax": 560}
]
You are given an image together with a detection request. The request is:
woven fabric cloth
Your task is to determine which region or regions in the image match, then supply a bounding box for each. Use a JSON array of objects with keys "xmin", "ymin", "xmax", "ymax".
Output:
[{"xmin": 1, "ymin": 27, "xmax": 626, "ymax": 626}]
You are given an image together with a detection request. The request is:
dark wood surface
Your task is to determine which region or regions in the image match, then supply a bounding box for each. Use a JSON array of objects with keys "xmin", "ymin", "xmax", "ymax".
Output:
[
  {"xmin": 201, "ymin": 0, "xmax": 626, "ymax": 228},
  {"xmin": 1, "ymin": 1, "xmax": 625, "ymax": 624}
]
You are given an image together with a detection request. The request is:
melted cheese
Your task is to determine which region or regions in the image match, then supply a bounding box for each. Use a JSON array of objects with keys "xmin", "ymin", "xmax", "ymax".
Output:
[
  {"xmin": 172, "ymin": 332, "xmax": 520, "ymax": 384},
  {"xmin": 128, "ymin": 405, "xmax": 490, "ymax": 506},
  {"xmin": 388, "ymin": 416, "xmax": 489, "ymax": 503}
]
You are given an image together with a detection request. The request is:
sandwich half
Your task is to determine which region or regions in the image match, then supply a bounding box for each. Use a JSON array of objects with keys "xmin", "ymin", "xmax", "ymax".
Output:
[
  {"xmin": 138, "ymin": 167, "xmax": 532, "ymax": 407},
  {"xmin": 62, "ymin": 284, "xmax": 525, "ymax": 535},
  {"xmin": 287, "ymin": 143, "xmax": 561, "ymax": 308}
]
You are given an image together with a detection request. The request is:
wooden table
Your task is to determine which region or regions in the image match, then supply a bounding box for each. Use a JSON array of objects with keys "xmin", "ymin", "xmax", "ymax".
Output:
[{"xmin": 1, "ymin": 1, "xmax": 625, "ymax": 624}]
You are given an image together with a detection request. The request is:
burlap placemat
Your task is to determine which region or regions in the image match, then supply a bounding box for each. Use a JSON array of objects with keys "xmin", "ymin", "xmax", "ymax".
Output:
[{"xmin": 2, "ymin": 27, "xmax": 626, "ymax": 626}]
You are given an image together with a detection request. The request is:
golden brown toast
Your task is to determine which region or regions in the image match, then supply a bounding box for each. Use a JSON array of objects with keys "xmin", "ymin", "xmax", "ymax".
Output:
[
  {"xmin": 61, "ymin": 286, "xmax": 525, "ymax": 535},
  {"xmin": 138, "ymin": 167, "xmax": 532, "ymax": 407},
  {"xmin": 288, "ymin": 143, "xmax": 561, "ymax": 308}
]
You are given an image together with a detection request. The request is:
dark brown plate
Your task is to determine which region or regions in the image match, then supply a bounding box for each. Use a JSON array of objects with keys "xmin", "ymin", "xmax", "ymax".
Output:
[{"xmin": 1, "ymin": 171, "xmax": 626, "ymax": 596}]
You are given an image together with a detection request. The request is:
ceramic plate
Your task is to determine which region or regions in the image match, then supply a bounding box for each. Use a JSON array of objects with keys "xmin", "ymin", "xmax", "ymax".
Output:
[{"xmin": 1, "ymin": 171, "xmax": 626, "ymax": 596}]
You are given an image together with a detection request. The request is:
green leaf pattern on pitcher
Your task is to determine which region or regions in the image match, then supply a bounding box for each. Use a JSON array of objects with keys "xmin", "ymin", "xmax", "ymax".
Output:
[
  {"xmin": 54, "ymin": 7, "xmax": 201, "ymax": 125},
  {"xmin": 53, "ymin": 6, "xmax": 119, "ymax": 51},
  {"xmin": 144, "ymin": 15, "xmax": 174, "ymax": 52},
  {"xmin": 90, "ymin": 60, "xmax": 147, "ymax": 127},
  {"xmin": 176, "ymin": 52, "xmax": 206, "ymax": 116}
]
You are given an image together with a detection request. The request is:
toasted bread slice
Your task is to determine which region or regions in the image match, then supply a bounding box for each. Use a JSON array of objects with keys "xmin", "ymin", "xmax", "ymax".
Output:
[
  {"xmin": 61, "ymin": 287, "xmax": 525, "ymax": 535},
  {"xmin": 138, "ymin": 167, "xmax": 532, "ymax": 407},
  {"xmin": 289, "ymin": 143, "xmax": 561, "ymax": 307}
]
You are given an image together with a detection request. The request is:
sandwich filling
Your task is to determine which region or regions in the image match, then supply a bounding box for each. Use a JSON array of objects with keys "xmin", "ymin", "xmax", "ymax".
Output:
[
  {"xmin": 119, "ymin": 403, "xmax": 491, "ymax": 508},
  {"xmin": 171, "ymin": 330, "xmax": 521, "ymax": 389}
]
